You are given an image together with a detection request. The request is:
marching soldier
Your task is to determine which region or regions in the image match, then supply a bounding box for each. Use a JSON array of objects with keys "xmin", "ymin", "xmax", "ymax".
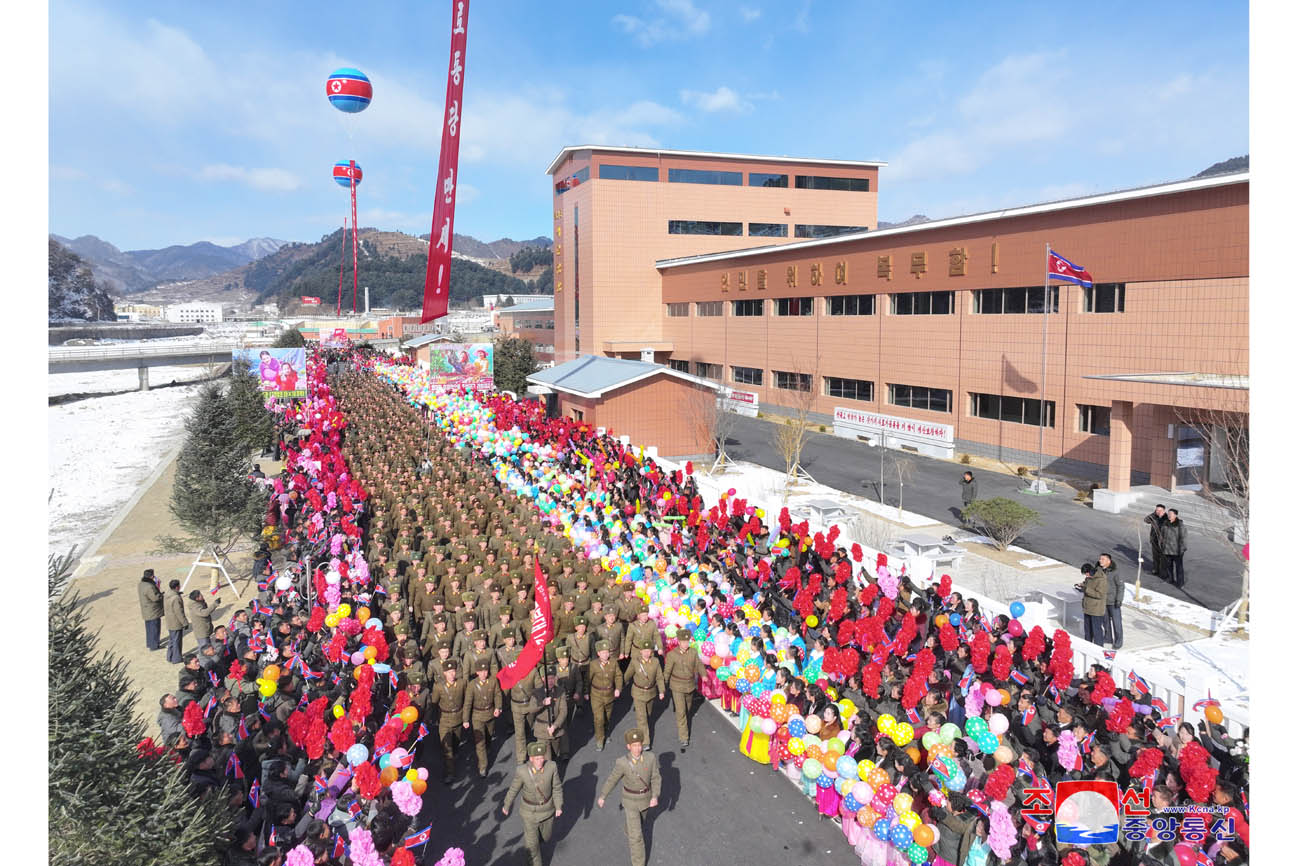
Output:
[
  {"xmin": 623, "ymin": 604, "xmax": 663, "ymax": 657},
  {"xmin": 507, "ymin": 664, "xmax": 542, "ymax": 765},
  {"xmin": 464, "ymin": 659, "xmax": 503, "ymax": 777},
  {"xmin": 595, "ymin": 608, "xmax": 627, "ymax": 662},
  {"xmin": 428, "ymin": 659, "xmax": 468, "ymax": 783},
  {"xmin": 533, "ymin": 654, "xmax": 571, "ymax": 761},
  {"xmin": 564, "ymin": 615, "xmax": 594, "ymax": 709},
  {"xmin": 663, "ymin": 627, "xmax": 708, "ymax": 750},
  {"xmin": 502, "ymin": 741, "xmax": 564, "ymax": 866},
  {"xmin": 597, "ymin": 728, "xmax": 661, "ymax": 866},
  {"xmin": 589, "ymin": 640, "xmax": 624, "ymax": 751},
  {"xmin": 462, "ymin": 629, "xmax": 498, "ymax": 679},
  {"xmin": 628, "ymin": 639, "xmax": 665, "ymax": 749}
]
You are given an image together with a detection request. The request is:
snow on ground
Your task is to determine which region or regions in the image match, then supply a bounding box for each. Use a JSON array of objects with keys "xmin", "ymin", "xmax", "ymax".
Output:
[
  {"xmin": 48, "ymin": 364, "xmax": 218, "ymax": 398},
  {"xmin": 48, "ymin": 380, "xmax": 203, "ymax": 559}
]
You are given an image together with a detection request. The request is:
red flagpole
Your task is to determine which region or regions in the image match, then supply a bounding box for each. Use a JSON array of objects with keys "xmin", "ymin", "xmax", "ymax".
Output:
[
  {"xmin": 337, "ymin": 213, "xmax": 347, "ymax": 318},
  {"xmin": 350, "ymin": 161, "xmax": 359, "ymax": 316}
]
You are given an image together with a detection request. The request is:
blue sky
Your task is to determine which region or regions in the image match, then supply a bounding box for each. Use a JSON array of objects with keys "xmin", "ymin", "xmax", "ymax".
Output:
[{"xmin": 48, "ymin": 0, "xmax": 1248, "ymax": 251}]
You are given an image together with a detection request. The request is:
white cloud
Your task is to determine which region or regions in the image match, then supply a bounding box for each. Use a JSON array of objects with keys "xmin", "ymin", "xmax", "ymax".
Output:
[
  {"xmin": 680, "ymin": 86, "xmax": 752, "ymax": 114},
  {"xmin": 198, "ymin": 164, "xmax": 303, "ymax": 192},
  {"xmin": 740, "ymin": 6, "xmax": 762, "ymax": 22},
  {"xmin": 612, "ymin": 0, "xmax": 711, "ymax": 46}
]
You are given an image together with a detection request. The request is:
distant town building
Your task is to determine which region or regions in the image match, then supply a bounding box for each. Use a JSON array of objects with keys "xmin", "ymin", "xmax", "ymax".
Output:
[
  {"xmin": 114, "ymin": 302, "xmax": 164, "ymax": 322},
  {"xmin": 482, "ymin": 293, "xmax": 549, "ymax": 310},
  {"xmin": 165, "ymin": 301, "xmax": 224, "ymax": 323},
  {"xmin": 495, "ymin": 297, "xmax": 555, "ymax": 364}
]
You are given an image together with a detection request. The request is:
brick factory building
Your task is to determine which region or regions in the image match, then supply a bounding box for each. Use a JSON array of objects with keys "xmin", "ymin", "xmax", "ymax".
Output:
[
  {"xmin": 495, "ymin": 298, "xmax": 556, "ymax": 365},
  {"xmin": 546, "ymin": 146, "xmax": 1248, "ymax": 506}
]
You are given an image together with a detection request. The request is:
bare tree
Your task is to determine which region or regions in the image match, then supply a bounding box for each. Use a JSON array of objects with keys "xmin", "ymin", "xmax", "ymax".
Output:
[
  {"xmin": 889, "ymin": 454, "xmax": 916, "ymax": 520},
  {"xmin": 770, "ymin": 355, "xmax": 821, "ymax": 487},
  {"xmin": 684, "ymin": 384, "xmax": 740, "ymax": 474},
  {"xmin": 1173, "ymin": 401, "xmax": 1249, "ymax": 623}
]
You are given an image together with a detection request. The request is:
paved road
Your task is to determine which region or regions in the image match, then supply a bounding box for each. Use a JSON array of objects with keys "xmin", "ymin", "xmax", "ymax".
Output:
[
  {"xmin": 412, "ymin": 694, "xmax": 858, "ymax": 866},
  {"xmin": 724, "ymin": 415, "xmax": 1244, "ymax": 613}
]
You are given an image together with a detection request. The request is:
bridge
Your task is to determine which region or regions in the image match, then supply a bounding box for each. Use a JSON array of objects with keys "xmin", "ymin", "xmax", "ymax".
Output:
[{"xmin": 48, "ymin": 338, "xmax": 401, "ymax": 390}]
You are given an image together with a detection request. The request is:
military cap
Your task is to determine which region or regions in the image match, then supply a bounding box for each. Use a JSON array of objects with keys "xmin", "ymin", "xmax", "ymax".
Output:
[
  {"xmin": 441, "ymin": 660, "xmax": 458, "ymax": 672},
  {"xmin": 562, "ymin": 594, "xmax": 576, "ymax": 606},
  {"xmin": 461, "ymin": 592, "xmax": 477, "ymax": 604},
  {"xmin": 527, "ymin": 741, "xmax": 547, "ymax": 757},
  {"xmin": 502, "ymin": 626, "xmax": 519, "ymax": 640},
  {"xmin": 402, "ymin": 642, "xmax": 419, "ymax": 659},
  {"xmin": 405, "ymin": 667, "xmax": 425, "ymax": 685},
  {"xmin": 434, "ymin": 638, "xmax": 452, "ymax": 651},
  {"xmin": 472, "ymin": 629, "xmax": 488, "ymax": 642},
  {"xmin": 595, "ymin": 640, "xmax": 612, "ymax": 653},
  {"xmin": 676, "ymin": 627, "xmax": 691, "ymax": 640},
  {"xmin": 635, "ymin": 638, "xmax": 653, "ymax": 650},
  {"xmin": 574, "ymin": 615, "xmax": 588, "ymax": 627},
  {"xmin": 624, "ymin": 728, "xmax": 645, "ymax": 745},
  {"xmin": 555, "ymin": 646, "xmax": 570, "ymax": 659},
  {"xmin": 638, "ymin": 601, "xmax": 650, "ymax": 613},
  {"xmin": 474, "ymin": 659, "xmax": 490, "ymax": 673},
  {"xmin": 432, "ymin": 612, "xmax": 448, "ymax": 624},
  {"xmin": 547, "ymin": 579, "xmax": 560, "ymax": 589}
]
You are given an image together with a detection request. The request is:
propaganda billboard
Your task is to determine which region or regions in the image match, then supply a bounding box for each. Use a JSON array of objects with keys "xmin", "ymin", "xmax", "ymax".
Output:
[
  {"xmin": 427, "ymin": 342, "xmax": 494, "ymax": 392},
  {"xmin": 232, "ymin": 348, "xmax": 308, "ymax": 399}
]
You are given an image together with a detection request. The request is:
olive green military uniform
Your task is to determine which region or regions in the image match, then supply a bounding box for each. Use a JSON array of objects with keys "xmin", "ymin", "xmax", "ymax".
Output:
[
  {"xmin": 588, "ymin": 642, "xmax": 625, "ymax": 749},
  {"xmin": 663, "ymin": 630, "xmax": 708, "ymax": 746},
  {"xmin": 428, "ymin": 662, "xmax": 468, "ymax": 780},
  {"xmin": 503, "ymin": 743, "xmax": 564, "ymax": 866},
  {"xmin": 623, "ymin": 616, "xmax": 663, "ymax": 657},
  {"xmin": 598, "ymin": 729, "xmax": 662, "ymax": 866},
  {"xmin": 628, "ymin": 644, "xmax": 665, "ymax": 749},
  {"xmin": 507, "ymin": 666, "xmax": 542, "ymax": 764},
  {"xmin": 595, "ymin": 618, "xmax": 627, "ymax": 660},
  {"xmin": 463, "ymin": 661, "xmax": 503, "ymax": 775}
]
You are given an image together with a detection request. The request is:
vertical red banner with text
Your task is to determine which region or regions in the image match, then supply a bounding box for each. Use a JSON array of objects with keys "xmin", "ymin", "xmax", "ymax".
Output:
[{"xmin": 421, "ymin": 0, "xmax": 469, "ymax": 323}]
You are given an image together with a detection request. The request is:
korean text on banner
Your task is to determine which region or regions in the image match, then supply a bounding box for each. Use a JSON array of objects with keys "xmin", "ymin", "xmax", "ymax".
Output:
[{"xmin": 421, "ymin": 0, "xmax": 469, "ymax": 323}]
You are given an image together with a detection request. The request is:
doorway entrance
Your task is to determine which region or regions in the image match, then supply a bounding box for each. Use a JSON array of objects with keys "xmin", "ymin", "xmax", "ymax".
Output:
[{"xmin": 1175, "ymin": 426, "xmax": 1209, "ymax": 490}]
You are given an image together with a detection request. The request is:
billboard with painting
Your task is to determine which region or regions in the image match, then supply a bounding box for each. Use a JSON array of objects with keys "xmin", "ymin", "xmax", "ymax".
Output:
[
  {"xmin": 427, "ymin": 342, "xmax": 494, "ymax": 392},
  {"xmin": 232, "ymin": 348, "xmax": 308, "ymax": 399}
]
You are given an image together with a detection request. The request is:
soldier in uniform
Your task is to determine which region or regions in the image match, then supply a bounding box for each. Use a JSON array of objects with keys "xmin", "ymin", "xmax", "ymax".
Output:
[
  {"xmin": 628, "ymin": 639, "xmax": 665, "ymax": 749},
  {"xmin": 451, "ymin": 611, "xmax": 480, "ymax": 660},
  {"xmin": 404, "ymin": 665, "xmax": 430, "ymax": 720},
  {"xmin": 462, "ymin": 630, "xmax": 497, "ymax": 679},
  {"xmin": 427, "ymin": 638, "xmax": 454, "ymax": 682},
  {"xmin": 428, "ymin": 659, "xmax": 468, "ymax": 783},
  {"xmin": 663, "ymin": 627, "xmax": 708, "ymax": 750},
  {"xmin": 507, "ymin": 664, "xmax": 542, "ymax": 764},
  {"xmin": 464, "ymin": 659, "xmax": 503, "ymax": 777},
  {"xmin": 589, "ymin": 640, "xmax": 624, "ymax": 751},
  {"xmin": 623, "ymin": 604, "xmax": 663, "ymax": 658},
  {"xmin": 563, "ymin": 616, "xmax": 594, "ymax": 710},
  {"xmin": 491, "ymin": 613, "xmax": 520, "ymax": 649},
  {"xmin": 597, "ymin": 728, "xmax": 662, "ymax": 866},
  {"xmin": 535, "ymin": 649, "xmax": 572, "ymax": 760},
  {"xmin": 595, "ymin": 608, "xmax": 627, "ymax": 663},
  {"xmin": 501, "ymin": 741, "xmax": 564, "ymax": 866}
]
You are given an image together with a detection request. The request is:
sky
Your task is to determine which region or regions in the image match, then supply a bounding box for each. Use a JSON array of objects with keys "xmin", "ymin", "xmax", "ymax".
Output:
[{"xmin": 48, "ymin": 0, "xmax": 1248, "ymax": 251}]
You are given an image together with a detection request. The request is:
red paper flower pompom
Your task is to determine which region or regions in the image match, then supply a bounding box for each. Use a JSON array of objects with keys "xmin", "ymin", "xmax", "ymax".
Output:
[
  {"xmin": 983, "ymin": 764, "xmax": 1015, "ymax": 802},
  {"xmin": 182, "ymin": 701, "xmax": 206, "ymax": 737}
]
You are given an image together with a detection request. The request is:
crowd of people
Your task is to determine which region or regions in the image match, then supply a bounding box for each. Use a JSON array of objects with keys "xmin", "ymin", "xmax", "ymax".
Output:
[{"xmin": 133, "ymin": 345, "xmax": 1250, "ymax": 866}]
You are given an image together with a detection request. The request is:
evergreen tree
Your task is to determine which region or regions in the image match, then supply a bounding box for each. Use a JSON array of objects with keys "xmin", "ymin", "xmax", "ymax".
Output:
[
  {"xmin": 273, "ymin": 329, "xmax": 306, "ymax": 348},
  {"xmin": 226, "ymin": 360, "xmax": 274, "ymax": 456},
  {"xmin": 493, "ymin": 336, "xmax": 538, "ymax": 395},
  {"xmin": 49, "ymin": 557, "xmax": 236, "ymax": 865},
  {"xmin": 164, "ymin": 383, "xmax": 265, "ymax": 558}
]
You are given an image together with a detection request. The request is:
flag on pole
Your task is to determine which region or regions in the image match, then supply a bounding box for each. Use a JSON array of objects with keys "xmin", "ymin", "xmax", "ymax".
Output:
[
  {"xmin": 1127, "ymin": 671, "xmax": 1151, "ymax": 696},
  {"xmin": 248, "ymin": 778, "xmax": 261, "ymax": 808},
  {"xmin": 496, "ymin": 561, "xmax": 554, "ymax": 691},
  {"xmin": 403, "ymin": 824, "xmax": 434, "ymax": 849},
  {"xmin": 1047, "ymin": 249, "xmax": 1093, "ymax": 287}
]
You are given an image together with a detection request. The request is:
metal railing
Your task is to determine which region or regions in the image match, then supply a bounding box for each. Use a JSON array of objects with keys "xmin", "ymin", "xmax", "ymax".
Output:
[{"xmin": 49, "ymin": 338, "xmax": 276, "ymax": 362}]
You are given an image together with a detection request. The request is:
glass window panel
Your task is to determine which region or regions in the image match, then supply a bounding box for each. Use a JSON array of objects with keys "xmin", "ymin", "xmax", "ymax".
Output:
[
  {"xmin": 748, "ymin": 222, "xmax": 789, "ymax": 237},
  {"xmin": 748, "ymin": 172, "xmax": 789, "ymax": 187},
  {"xmin": 598, "ymin": 164, "xmax": 657, "ymax": 181},
  {"xmin": 794, "ymin": 175, "xmax": 871, "ymax": 192},
  {"xmin": 668, "ymin": 168, "xmax": 742, "ymax": 185}
]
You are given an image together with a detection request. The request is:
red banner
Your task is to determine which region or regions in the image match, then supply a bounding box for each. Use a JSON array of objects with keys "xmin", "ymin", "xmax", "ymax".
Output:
[
  {"xmin": 496, "ymin": 561, "xmax": 552, "ymax": 691},
  {"xmin": 421, "ymin": 0, "xmax": 469, "ymax": 323},
  {"xmin": 300, "ymin": 296, "xmax": 322, "ymax": 305}
]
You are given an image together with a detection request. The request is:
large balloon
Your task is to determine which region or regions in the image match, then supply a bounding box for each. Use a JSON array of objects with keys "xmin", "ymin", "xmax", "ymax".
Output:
[
  {"xmin": 327, "ymin": 68, "xmax": 372, "ymax": 113},
  {"xmin": 333, "ymin": 161, "xmax": 363, "ymax": 188}
]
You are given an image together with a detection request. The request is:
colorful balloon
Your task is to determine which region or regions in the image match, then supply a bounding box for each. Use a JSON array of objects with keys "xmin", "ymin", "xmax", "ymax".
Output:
[
  {"xmin": 327, "ymin": 68, "xmax": 372, "ymax": 113},
  {"xmin": 333, "ymin": 161, "xmax": 363, "ymax": 188}
]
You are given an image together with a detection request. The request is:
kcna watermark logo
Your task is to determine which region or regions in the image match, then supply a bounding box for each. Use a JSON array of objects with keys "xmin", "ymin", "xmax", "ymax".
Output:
[{"xmin": 1020, "ymin": 780, "xmax": 1234, "ymax": 845}]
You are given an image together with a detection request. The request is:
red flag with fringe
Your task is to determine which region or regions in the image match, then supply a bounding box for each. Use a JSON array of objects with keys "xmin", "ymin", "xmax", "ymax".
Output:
[{"xmin": 497, "ymin": 561, "xmax": 553, "ymax": 690}]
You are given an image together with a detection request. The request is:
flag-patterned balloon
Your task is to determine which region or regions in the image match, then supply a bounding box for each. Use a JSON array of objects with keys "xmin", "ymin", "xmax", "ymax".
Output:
[
  {"xmin": 333, "ymin": 161, "xmax": 363, "ymax": 188},
  {"xmin": 326, "ymin": 68, "xmax": 372, "ymax": 113}
]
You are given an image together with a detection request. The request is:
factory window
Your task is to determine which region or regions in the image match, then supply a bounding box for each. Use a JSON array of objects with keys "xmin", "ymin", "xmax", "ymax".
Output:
[
  {"xmin": 598, "ymin": 164, "xmax": 657, "ymax": 181},
  {"xmin": 774, "ymin": 297, "xmax": 813, "ymax": 317},
  {"xmin": 668, "ymin": 168, "xmax": 742, "ymax": 185},
  {"xmin": 1083, "ymin": 283, "xmax": 1126, "ymax": 313},
  {"xmin": 696, "ymin": 301, "xmax": 723, "ymax": 317},
  {"xmin": 748, "ymin": 222, "xmax": 789, "ymax": 237},
  {"xmin": 972, "ymin": 286, "xmax": 1059, "ymax": 314},
  {"xmin": 732, "ymin": 299, "xmax": 764, "ymax": 317},
  {"xmin": 971, "ymin": 392, "xmax": 1056, "ymax": 428},
  {"xmin": 794, "ymin": 175, "xmax": 871, "ymax": 192},
  {"xmin": 774, "ymin": 371, "xmax": 812, "ymax": 392},
  {"xmin": 888, "ymin": 384, "xmax": 952, "ymax": 413},
  {"xmin": 666, "ymin": 303, "xmax": 690, "ymax": 317},
  {"xmin": 891, "ymin": 291, "xmax": 953, "ymax": 315},
  {"xmin": 1078, "ymin": 404, "xmax": 1111, "ymax": 436},
  {"xmin": 732, "ymin": 366, "xmax": 763, "ymax": 386},
  {"xmin": 749, "ymin": 172, "xmax": 789, "ymax": 187},
  {"xmin": 669, "ymin": 220, "xmax": 743, "ymax": 236},
  {"xmin": 668, "ymin": 359, "xmax": 690, "ymax": 373},
  {"xmin": 827, "ymin": 294, "xmax": 875, "ymax": 316},
  {"xmin": 795, "ymin": 224, "xmax": 868, "ymax": 239},
  {"xmin": 826, "ymin": 377, "xmax": 874, "ymax": 401},
  {"xmin": 695, "ymin": 362, "xmax": 722, "ymax": 380}
]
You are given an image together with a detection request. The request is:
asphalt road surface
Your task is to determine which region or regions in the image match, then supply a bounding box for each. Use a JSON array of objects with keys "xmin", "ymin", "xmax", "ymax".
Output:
[
  {"xmin": 724, "ymin": 414, "xmax": 1244, "ymax": 613},
  {"xmin": 412, "ymin": 693, "xmax": 859, "ymax": 866}
]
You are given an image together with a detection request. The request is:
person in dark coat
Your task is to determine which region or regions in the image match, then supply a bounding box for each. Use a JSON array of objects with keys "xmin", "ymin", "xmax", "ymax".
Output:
[
  {"xmin": 139, "ymin": 569, "xmax": 164, "ymax": 651},
  {"xmin": 959, "ymin": 471, "xmax": 978, "ymax": 523},
  {"xmin": 1077, "ymin": 563, "xmax": 1109, "ymax": 645},
  {"xmin": 1160, "ymin": 509, "xmax": 1188, "ymax": 587},
  {"xmin": 1098, "ymin": 552, "xmax": 1124, "ymax": 649},
  {"xmin": 1143, "ymin": 504, "xmax": 1167, "ymax": 576},
  {"xmin": 164, "ymin": 579, "xmax": 188, "ymax": 664}
]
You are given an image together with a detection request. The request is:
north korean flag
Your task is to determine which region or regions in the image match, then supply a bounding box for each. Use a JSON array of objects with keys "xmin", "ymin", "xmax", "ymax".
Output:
[
  {"xmin": 1047, "ymin": 249, "xmax": 1093, "ymax": 287},
  {"xmin": 1127, "ymin": 671, "xmax": 1151, "ymax": 696},
  {"xmin": 403, "ymin": 824, "xmax": 433, "ymax": 849}
]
